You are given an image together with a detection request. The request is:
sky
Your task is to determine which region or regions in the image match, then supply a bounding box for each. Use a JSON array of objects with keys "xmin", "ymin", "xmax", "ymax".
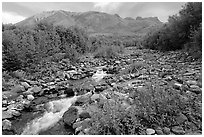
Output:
[{"xmin": 2, "ymin": 2, "xmax": 186, "ymax": 24}]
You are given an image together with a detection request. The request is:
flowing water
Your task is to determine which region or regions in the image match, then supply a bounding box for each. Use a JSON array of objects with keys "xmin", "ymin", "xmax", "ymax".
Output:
[
  {"xmin": 21, "ymin": 69, "xmax": 108, "ymax": 135},
  {"xmin": 21, "ymin": 96, "xmax": 78, "ymax": 135}
]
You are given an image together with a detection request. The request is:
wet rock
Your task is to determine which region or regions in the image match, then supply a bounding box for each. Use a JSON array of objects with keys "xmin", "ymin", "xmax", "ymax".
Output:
[
  {"xmin": 74, "ymin": 92, "xmax": 92, "ymax": 106},
  {"xmin": 171, "ymin": 126, "xmax": 185, "ymax": 135},
  {"xmin": 163, "ymin": 127, "xmax": 171, "ymax": 135},
  {"xmin": 32, "ymin": 96, "xmax": 48, "ymax": 105},
  {"xmin": 79, "ymin": 111, "xmax": 91, "ymax": 120},
  {"xmin": 21, "ymin": 82, "xmax": 31, "ymax": 89},
  {"xmin": 2, "ymin": 119, "xmax": 12, "ymax": 130},
  {"xmin": 27, "ymin": 94, "xmax": 35, "ymax": 101},
  {"xmin": 146, "ymin": 128, "xmax": 155, "ymax": 135},
  {"xmin": 64, "ymin": 87, "xmax": 75, "ymax": 97},
  {"xmin": 10, "ymin": 85, "xmax": 25, "ymax": 93},
  {"xmin": 63, "ymin": 106, "xmax": 79, "ymax": 126}
]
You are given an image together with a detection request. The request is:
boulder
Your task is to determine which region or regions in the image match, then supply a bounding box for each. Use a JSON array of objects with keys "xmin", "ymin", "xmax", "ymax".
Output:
[
  {"xmin": 189, "ymin": 85, "xmax": 202, "ymax": 94},
  {"xmin": 79, "ymin": 111, "xmax": 91, "ymax": 120},
  {"xmin": 2, "ymin": 119, "xmax": 12, "ymax": 130},
  {"xmin": 27, "ymin": 95, "xmax": 35, "ymax": 101},
  {"xmin": 10, "ymin": 85, "xmax": 25, "ymax": 93},
  {"xmin": 146, "ymin": 128, "xmax": 155, "ymax": 135},
  {"xmin": 175, "ymin": 113, "xmax": 188, "ymax": 125},
  {"xmin": 171, "ymin": 126, "xmax": 185, "ymax": 135},
  {"xmin": 64, "ymin": 88, "xmax": 75, "ymax": 97},
  {"xmin": 63, "ymin": 106, "xmax": 79, "ymax": 126},
  {"xmin": 2, "ymin": 111, "xmax": 13, "ymax": 119},
  {"xmin": 21, "ymin": 82, "xmax": 31, "ymax": 89},
  {"xmin": 163, "ymin": 127, "xmax": 171, "ymax": 135}
]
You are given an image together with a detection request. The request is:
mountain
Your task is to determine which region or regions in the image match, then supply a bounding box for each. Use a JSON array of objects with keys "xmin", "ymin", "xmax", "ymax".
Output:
[{"xmin": 16, "ymin": 10, "xmax": 163, "ymax": 36}]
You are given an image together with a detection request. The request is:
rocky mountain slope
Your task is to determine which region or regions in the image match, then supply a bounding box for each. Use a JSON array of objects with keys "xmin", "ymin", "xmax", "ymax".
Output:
[{"xmin": 16, "ymin": 10, "xmax": 163, "ymax": 36}]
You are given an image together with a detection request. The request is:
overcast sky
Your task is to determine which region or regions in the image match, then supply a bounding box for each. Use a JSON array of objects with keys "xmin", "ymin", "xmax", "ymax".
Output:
[{"xmin": 2, "ymin": 2, "xmax": 186, "ymax": 24}]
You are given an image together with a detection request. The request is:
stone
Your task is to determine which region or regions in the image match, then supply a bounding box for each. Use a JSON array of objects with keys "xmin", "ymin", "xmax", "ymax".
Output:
[
  {"xmin": 189, "ymin": 85, "xmax": 202, "ymax": 94},
  {"xmin": 64, "ymin": 88, "xmax": 75, "ymax": 97},
  {"xmin": 146, "ymin": 128, "xmax": 155, "ymax": 135},
  {"xmin": 155, "ymin": 129, "xmax": 164, "ymax": 135},
  {"xmin": 79, "ymin": 111, "xmax": 91, "ymax": 120},
  {"xmin": 32, "ymin": 86, "xmax": 42, "ymax": 94},
  {"xmin": 84, "ymin": 128, "xmax": 90, "ymax": 134},
  {"xmin": 91, "ymin": 94, "xmax": 100, "ymax": 102},
  {"xmin": 171, "ymin": 126, "xmax": 185, "ymax": 135},
  {"xmin": 21, "ymin": 82, "xmax": 31, "ymax": 89},
  {"xmin": 175, "ymin": 113, "xmax": 188, "ymax": 125},
  {"xmin": 163, "ymin": 127, "xmax": 171, "ymax": 135},
  {"xmin": 2, "ymin": 119, "xmax": 12, "ymax": 130},
  {"xmin": 10, "ymin": 109, "xmax": 21, "ymax": 117},
  {"xmin": 173, "ymin": 83, "xmax": 182, "ymax": 90},
  {"xmin": 75, "ymin": 126, "xmax": 83, "ymax": 134},
  {"xmin": 63, "ymin": 106, "xmax": 78, "ymax": 126},
  {"xmin": 10, "ymin": 85, "xmax": 25, "ymax": 93},
  {"xmin": 2, "ymin": 111, "xmax": 13, "ymax": 119},
  {"xmin": 74, "ymin": 93, "xmax": 91, "ymax": 106},
  {"xmin": 186, "ymin": 80, "xmax": 197, "ymax": 85},
  {"xmin": 27, "ymin": 94, "xmax": 35, "ymax": 101},
  {"xmin": 73, "ymin": 121, "xmax": 83, "ymax": 129}
]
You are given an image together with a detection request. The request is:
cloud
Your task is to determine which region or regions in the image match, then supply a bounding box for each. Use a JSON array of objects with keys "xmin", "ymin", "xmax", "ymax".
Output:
[
  {"xmin": 2, "ymin": 12, "xmax": 26, "ymax": 24},
  {"xmin": 93, "ymin": 2, "xmax": 122, "ymax": 13}
]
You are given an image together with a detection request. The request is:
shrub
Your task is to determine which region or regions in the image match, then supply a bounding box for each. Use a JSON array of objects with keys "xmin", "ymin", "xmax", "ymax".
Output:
[
  {"xmin": 93, "ymin": 45, "xmax": 124, "ymax": 59},
  {"xmin": 89, "ymin": 99, "xmax": 144, "ymax": 135}
]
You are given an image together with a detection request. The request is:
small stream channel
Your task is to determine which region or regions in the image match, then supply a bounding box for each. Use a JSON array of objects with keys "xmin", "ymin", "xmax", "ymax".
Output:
[{"xmin": 11, "ymin": 68, "xmax": 109, "ymax": 135}]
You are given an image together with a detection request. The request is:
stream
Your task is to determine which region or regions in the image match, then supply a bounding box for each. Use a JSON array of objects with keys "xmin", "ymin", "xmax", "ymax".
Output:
[{"xmin": 19, "ymin": 69, "xmax": 109, "ymax": 135}]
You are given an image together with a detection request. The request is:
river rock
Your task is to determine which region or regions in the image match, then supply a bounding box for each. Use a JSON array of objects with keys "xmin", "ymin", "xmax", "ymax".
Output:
[
  {"xmin": 27, "ymin": 94, "xmax": 35, "ymax": 101},
  {"xmin": 146, "ymin": 128, "xmax": 155, "ymax": 135},
  {"xmin": 63, "ymin": 106, "xmax": 79, "ymax": 126},
  {"xmin": 171, "ymin": 126, "xmax": 185, "ymax": 135},
  {"xmin": 175, "ymin": 113, "xmax": 188, "ymax": 125},
  {"xmin": 64, "ymin": 87, "xmax": 75, "ymax": 97},
  {"xmin": 21, "ymin": 82, "xmax": 31, "ymax": 89},
  {"xmin": 79, "ymin": 111, "xmax": 91, "ymax": 120},
  {"xmin": 2, "ymin": 111, "xmax": 13, "ymax": 119},
  {"xmin": 163, "ymin": 127, "xmax": 171, "ymax": 135},
  {"xmin": 2, "ymin": 119, "xmax": 12, "ymax": 130},
  {"xmin": 10, "ymin": 85, "xmax": 25, "ymax": 93},
  {"xmin": 173, "ymin": 83, "xmax": 182, "ymax": 90},
  {"xmin": 91, "ymin": 94, "xmax": 100, "ymax": 102},
  {"xmin": 189, "ymin": 85, "xmax": 202, "ymax": 94}
]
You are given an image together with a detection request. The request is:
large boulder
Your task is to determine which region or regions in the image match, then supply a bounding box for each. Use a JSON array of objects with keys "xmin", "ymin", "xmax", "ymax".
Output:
[
  {"xmin": 2, "ymin": 119, "xmax": 12, "ymax": 130},
  {"xmin": 63, "ymin": 106, "xmax": 79, "ymax": 126},
  {"xmin": 10, "ymin": 85, "xmax": 25, "ymax": 93},
  {"xmin": 64, "ymin": 87, "xmax": 75, "ymax": 97}
]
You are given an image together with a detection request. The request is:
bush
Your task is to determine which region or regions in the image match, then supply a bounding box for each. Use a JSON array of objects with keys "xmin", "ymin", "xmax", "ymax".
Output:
[
  {"xmin": 2, "ymin": 23, "xmax": 89, "ymax": 72},
  {"xmin": 93, "ymin": 45, "xmax": 124, "ymax": 59},
  {"xmin": 89, "ymin": 83, "xmax": 201, "ymax": 134},
  {"xmin": 89, "ymin": 99, "xmax": 144, "ymax": 135}
]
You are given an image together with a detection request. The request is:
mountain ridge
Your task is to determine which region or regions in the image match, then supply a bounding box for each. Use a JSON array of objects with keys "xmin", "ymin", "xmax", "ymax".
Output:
[{"xmin": 16, "ymin": 10, "xmax": 163, "ymax": 36}]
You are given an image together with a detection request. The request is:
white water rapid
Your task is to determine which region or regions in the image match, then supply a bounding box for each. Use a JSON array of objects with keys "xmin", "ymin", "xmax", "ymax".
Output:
[
  {"xmin": 92, "ymin": 69, "xmax": 109, "ymax": 82},
  {"xmin": 21, "ymin": 96, "xmax": 78, "ymax": 135}
]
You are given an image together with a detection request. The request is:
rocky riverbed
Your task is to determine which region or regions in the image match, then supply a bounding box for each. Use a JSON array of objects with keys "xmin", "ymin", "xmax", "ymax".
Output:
[{"xmin": 2, "ymin": 47, "xmax": 202, "ymax": 135}]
